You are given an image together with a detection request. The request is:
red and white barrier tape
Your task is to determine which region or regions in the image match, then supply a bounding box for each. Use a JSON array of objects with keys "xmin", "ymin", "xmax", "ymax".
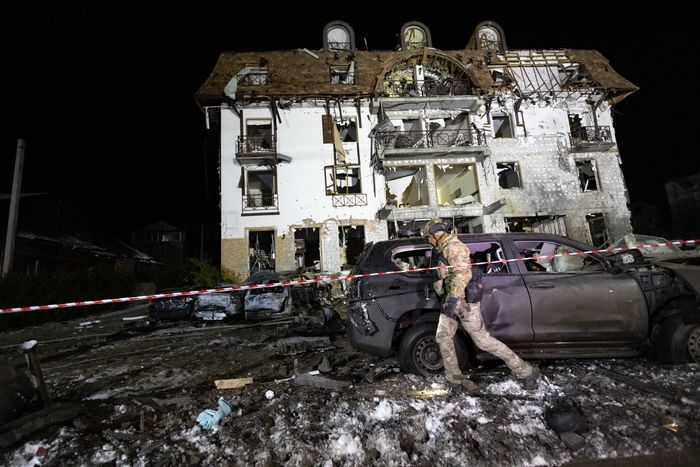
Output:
[{"xmin": 1, "ymin": 239, "xmax": 698, "ymax": 314}]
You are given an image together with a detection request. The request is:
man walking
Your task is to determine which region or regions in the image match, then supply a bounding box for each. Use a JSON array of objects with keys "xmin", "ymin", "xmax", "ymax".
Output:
[{"xmin": 421, "ymin": 220, "xmax": 540, "ymax": 393}]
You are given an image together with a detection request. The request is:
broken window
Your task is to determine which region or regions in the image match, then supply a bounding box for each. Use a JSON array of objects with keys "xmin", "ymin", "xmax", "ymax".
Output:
[
  {"xmin": 249, "ymin": 230, "xmax": 275, "ymax": 273},
  {"xmin": 391, "ymin": 246, "xmax": 432, "ymax": 270},
  {"xmin": 384, "ymin": 166, "xmax": 429, "ymax": 207},
  {"xmin": 497, "ymin": 162, "xmax": 522, "ymax": 189},
  {"xmin": 325, "ymin": 165, "xmax": 361, "ymax": 195},
  {"xmin": 466, "ymin": 241, "xmax": 510, "ymax": 274},
  {"xmin": 492, "ymin": 114, "xmax": 513, "ymax": 138},
  {"xmin": 505, "ymin": 216, "xmax": 568, "ymax": 236},
  {"xmin": 245, "ymin": 119, "xmax": 273, "ymax": 151},
  {"xmin": 330, "ymin": 64, "xmax": 356, "ymax": 85},
  {"xmin": 339, "ymin": 226, "xmax": 365, "ymax": 268},
  {"xmin": 434, "ymin": 164, "xmax": 479, "ymax": 205},
  {"xmin": 514, "ymin": 240, "xmax": 604, "ymax": 273},
  {"xmin": 586, "ymin": 213, "xmax": 608, "ymax": 247},
  {"xmin": 401, "ymin": 24, "xmax": 429, "ymax": 50},
  {"xmin": 294, "ymin": 228, "xmax": 320, "ymax": 270},
  {"xmin": 238, "ymin": 69, "xmax": 270, "ymax": 86},
  {"xmin": 243, "ymin": 166, "xmax": 277, "ymax": 211},
  {"xmin": 477, "ymin": 26, "xmax": 502, "ymax": 51},
  {"xmin": 576, "ymin": 160, "xmax": 599, "ymax": 192},
  {"xmin": 335, "ymin": 120, "xmax": 357, "ymax": 143}
]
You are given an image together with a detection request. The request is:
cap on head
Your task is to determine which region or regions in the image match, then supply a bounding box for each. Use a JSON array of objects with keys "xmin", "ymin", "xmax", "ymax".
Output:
[{"xmin": 421, "ymin": 218, "xmax": 447, "ymax": 237}]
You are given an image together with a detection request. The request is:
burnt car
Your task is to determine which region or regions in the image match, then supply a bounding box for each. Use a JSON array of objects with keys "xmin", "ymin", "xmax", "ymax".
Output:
[
  {"xmin": 148, "ymin": 286, "xmax": 239, "ymax": 323},
  {"xmin": 347, "ymin": 233, "xmax": 700, "ymax": 376}
]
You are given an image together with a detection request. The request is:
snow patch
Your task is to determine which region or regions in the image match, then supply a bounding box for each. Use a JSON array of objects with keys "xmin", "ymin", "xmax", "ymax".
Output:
[{"xmin": 331, "ymin": 433, "xmax": 363, "ymax": 458}]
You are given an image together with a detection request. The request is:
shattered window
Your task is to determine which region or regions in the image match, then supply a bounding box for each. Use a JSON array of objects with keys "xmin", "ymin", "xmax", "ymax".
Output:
[
  {"xmin": 331, "ymin": 64, "xmax": 356, "ymax": 85},
  {"xmin": 245, "ymin": 120, "xmax": 273, "ymax": 151},
  {"xmin": 243, "ymin": 166, "xmax": 277, "ymax": 209},
  {"xmin": 466, "ymin": 241, "xmax": 510, "ymax": 274},
  {"xmin": 586, "ymin": 213, "xmax": 608, "ymax": 247},
  {"xmin": 497, "ymin": 162, "xmax": 522, "ymax": 189},
  {"xmin": 478, "ymin": 26, "xmax": 502, "ymax": 51},
  {"xmin": 434, "ymin": 164, "xmax": 479, "ymax": 205},
  {"xmin": 514, "ymin": 241, "xmax": 604, "ymax": 273},
  {"xmin": 238, "ymin": 69, "xmax": 270, "ymax": 86},
  {"xmin": 391, "ymin": 246, "xmax": 432, "ymax": 270},
  {"xmin": 492, "ymin": 115, "xmax": 513, "ymax": 138},
  {"xmin": 576, "ymin": 160, "xmax": 599, "ymax": 192},
  {"xmin": 325, "ymin": 165, "xmax": 361, "ymax": 195},
  {"xmin": 336, "ymin": 120, "xmax": 357, "ymax": 142},
  {"xmin": 339, "ymin": 225, "xmax": 365, "ymax": 267},
  {"xmin": 384, "ymin": 166, "xmax": 429, "ymax": 207}
]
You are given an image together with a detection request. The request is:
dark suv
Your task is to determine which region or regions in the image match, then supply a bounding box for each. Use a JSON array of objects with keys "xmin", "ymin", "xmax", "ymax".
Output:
[{"xmin": 347, "ymin": 233, "xmax": 700, "ymax": 375}]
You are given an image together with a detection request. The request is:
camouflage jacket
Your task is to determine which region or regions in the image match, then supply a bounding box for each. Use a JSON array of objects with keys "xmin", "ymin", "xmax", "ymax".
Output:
[{"xmin": 435, "ymin": 233, "xmax": 472, "ymax": 300}]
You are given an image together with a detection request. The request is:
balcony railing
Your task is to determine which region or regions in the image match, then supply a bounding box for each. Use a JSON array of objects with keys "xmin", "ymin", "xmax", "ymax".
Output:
[
  {"xmin": 375, "ymin": 128, "xmax": 485, "ymax": 152},
  {"xmin": 237, "ymin": 135, "xmax": 276, "ymax": 154},
  {"xmin": 381, "ymin": 79, "xmax": 472, "ymax": 97},
  {"xmin": 242, "ymin": 194, "xmax": 278, "ymax": 213},
  {"xmin": 570, "ymin": 126, "xmax": 613, "ymax": 147},
  {"xmin": 332, "ymin": 194, "xmax": 368, "ymax": 207}
]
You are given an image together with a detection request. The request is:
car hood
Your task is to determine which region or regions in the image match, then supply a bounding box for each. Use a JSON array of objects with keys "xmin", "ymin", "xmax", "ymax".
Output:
[{"xmin": 652, "ymin": 260, "xmax": 700, "ymax": 297}]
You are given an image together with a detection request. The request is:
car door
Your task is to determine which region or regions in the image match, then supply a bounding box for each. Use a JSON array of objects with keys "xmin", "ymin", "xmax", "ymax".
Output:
[
  {"xmin": 513, "ymin": 238, "xmax": 648, "ymax": 343},
  {"xmin": 463, "ymin": 240, "xmax": 534, "ymax": 344}
]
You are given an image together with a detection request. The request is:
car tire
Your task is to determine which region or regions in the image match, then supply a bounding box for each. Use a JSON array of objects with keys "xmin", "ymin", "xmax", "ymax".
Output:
[
  {"xmin": 398, "ymin": 322, "xmax": 471, "ymax": 376},
  {"xmin": 654, "ymin": 314, "xmax": 700, "ymax": 364}
]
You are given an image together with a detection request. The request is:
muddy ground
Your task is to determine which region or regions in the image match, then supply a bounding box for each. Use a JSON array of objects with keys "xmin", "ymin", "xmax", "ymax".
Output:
[{"xmin": 1, "ymin": 303, "xmax": 699, "ymax": 466}]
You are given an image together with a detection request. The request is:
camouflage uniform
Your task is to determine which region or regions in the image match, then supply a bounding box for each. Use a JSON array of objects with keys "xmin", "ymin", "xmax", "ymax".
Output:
[{"xmin": 434, "ymin": 233, "xmax": 534, "ymax": 384}]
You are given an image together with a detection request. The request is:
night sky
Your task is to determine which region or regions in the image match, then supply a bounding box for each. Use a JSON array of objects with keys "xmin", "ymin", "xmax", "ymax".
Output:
[{"xmin": 4, "ymin": 7, "xmax": 696, "ymax": 239}]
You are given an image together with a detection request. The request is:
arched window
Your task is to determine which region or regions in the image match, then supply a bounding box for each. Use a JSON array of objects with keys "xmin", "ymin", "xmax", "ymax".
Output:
[
  {"xmin": 323, "ymin": 21, "xmax": 355, "ymax": 52},
  {"xmin": 400, "ymin": 21, "xmax": 432, "ymax": 50}
]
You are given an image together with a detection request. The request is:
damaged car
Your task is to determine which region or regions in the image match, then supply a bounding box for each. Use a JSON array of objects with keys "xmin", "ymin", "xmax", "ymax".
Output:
[
  {"xmin": 148, "ymin": 286, "xmax": 239, "ymax": 323},
  {"xmin": 347, "ymin": 233, "xmax": 700, "ymax": 376}
]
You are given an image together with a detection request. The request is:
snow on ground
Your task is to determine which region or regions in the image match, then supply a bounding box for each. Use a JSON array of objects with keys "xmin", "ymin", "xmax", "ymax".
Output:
[{"xmin": 1, "ymin": 307, "xmax": 699, "ymax": 465}]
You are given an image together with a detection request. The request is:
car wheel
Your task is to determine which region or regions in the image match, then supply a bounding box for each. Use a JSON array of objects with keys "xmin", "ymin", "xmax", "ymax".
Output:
[
  {"xmin": 398, "ymin": 322, "xmax": 471, "ymax": 376},
  {"xmin": 654, "ymin": 315, "xmax": 700, "ymax": 364}
]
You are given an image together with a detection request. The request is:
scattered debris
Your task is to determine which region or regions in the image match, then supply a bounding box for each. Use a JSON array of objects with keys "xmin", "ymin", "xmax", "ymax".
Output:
[
  {"xmin": 214, "ymin": 377, "xmax": 254, "ymax": 390},
  {"xmin": 318, "ymin": 356, "xmax": 332, "ymax": 373},
  {"xmin": 293, "ymin": 373, "xmax": 351, "ymax": 391}
]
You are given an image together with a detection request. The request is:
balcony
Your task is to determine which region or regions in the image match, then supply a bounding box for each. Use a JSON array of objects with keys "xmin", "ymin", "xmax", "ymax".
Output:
[
  {"xmin": 569, "ymin": 126, "xmax": 615, "ymax": 152},
  {"xmin": 236, "ymin": 135, "xmax": 288, "ymax": 165},
  {"xmin": 242, "ymin": 194, "xmax": 279, "ymax": 214},
  {"xmin": 374, "ymin": 128, "xmax": 486, "ymax": 159}
]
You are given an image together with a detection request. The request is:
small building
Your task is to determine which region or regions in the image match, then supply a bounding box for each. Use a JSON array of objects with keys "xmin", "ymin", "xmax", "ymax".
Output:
[
  {"xmin": 1, "ymin": 193, "xmax": 156, "ymax": 275},
  {"xmin": 196, "ymin": 20, "xmax": 636, "ymax": 278},
  {"xmin": 131, "ymin": 221, "xmax": 187, "ymax": 267}
]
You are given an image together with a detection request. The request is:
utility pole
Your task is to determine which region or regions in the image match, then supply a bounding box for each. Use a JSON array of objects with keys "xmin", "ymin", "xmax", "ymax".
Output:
[{"xmin": 2, "ymin": 139, "xmax": 26, "ymax": 277}]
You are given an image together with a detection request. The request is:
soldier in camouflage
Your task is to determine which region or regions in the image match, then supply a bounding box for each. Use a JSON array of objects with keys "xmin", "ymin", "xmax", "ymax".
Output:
[{"xmin": 422, "ymin": 220, "xmax": 540, "ymax": 393}]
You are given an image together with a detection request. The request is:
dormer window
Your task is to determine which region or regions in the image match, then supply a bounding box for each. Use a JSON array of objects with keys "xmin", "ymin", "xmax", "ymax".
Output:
[
  {"xmin": 330, "ymin": 63, "xmax": 356, "ymax": 85},
  {"xmin": 323, "ymin": 21, "xmax": 355, "ymax": 52},
  {"xmin": 469, "ymin": 21, "xmax": 507, "ymax": 53},
  {"xmin": 400, "ymin": 21, "xmax": 432, "ymax": 50},
  {"xmin": 238, "ymin": 68, "xmax": 270, "ymax": 86}
]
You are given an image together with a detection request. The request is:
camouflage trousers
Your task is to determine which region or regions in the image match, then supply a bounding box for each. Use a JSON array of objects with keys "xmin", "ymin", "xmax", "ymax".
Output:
[{"xmin": 436, "ymin": 299, "xmax": 533, "ymax": 383}]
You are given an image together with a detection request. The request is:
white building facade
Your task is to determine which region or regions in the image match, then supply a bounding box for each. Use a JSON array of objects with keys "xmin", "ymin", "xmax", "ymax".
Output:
[{"xmin": 197, "ymin": 20, "xmax": 637, "ymax": 279}]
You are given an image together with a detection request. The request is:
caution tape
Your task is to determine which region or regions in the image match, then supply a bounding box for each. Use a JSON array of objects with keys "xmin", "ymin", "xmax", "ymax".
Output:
[{"xmin": 1, "ymin": 239, "xmax": 698, "ymax": 314}]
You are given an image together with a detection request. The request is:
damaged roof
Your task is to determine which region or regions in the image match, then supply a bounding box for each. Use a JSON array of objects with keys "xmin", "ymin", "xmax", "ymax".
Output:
[{"xmin": 195, "ymin": 47, "xmax": 637, "ymax": 104}]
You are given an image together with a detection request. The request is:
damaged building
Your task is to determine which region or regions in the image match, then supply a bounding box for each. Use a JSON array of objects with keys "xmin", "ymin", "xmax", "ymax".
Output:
[{"xmin": 195, "ymin": 20, "xmax": 636, "ymax": 278}]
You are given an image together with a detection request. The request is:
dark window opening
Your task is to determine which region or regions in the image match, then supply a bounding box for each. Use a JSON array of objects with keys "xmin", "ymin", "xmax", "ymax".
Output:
[
  {"xmin": 325, "ymin": 165, "xmax": 361, "ymax": 195},
  {"xmin": 576, "ymin": 160, "xmax": 598, "ymax": 192},
  {"xmin": 294, "ymin": 228, "xmax": 320, "ymax": 270},
  {"xmin": 493, "ymin": 115, "xmax": 513, "ymax": 138},
  {"xmin": 586, "ymin": 213, "xmax": 608, "ymax": 248},
  {"xmin": 497, "ymin": 162, "xmax": 522, "ymax": 188},
  {"xmin": 506, "ymin": 216, "xmax": 567, "ymax": 236},
  {"xmin": 249, "ymin": 230, "xmax": 275, "ymax": 273},
  {"xmin": 244, "ymin": 167, "xmax": 277, "ymax": 210},
  {"xmin": 336, "ymin": 120, "xmax": 357, "ymax": 142},
  {"xmin": 339, "ymin": 226, "xmax": 365, "ymax": 268},
  {"xmin": 331, "ymin": 65, "xmax": 356, "ymax": 85},
  {"xmin": 245, "ymin": 120, "xmax": 273, "ymax": 150}
]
